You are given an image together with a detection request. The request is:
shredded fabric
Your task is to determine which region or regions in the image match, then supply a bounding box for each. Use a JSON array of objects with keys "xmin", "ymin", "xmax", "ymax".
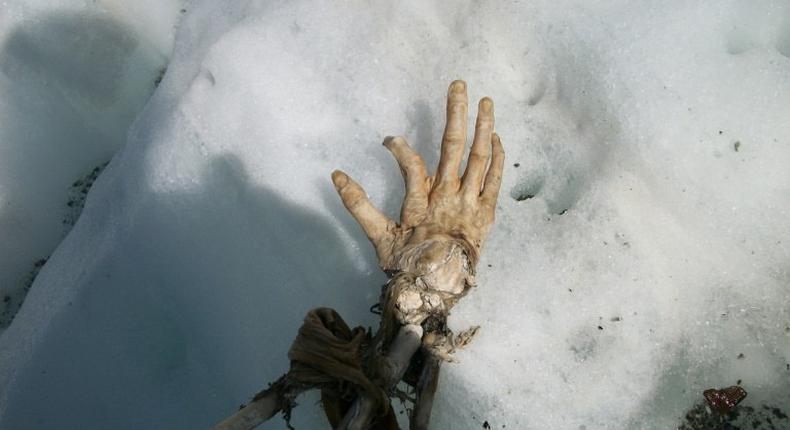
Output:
[{"xmin": 286, "ymin": 308, "xmax": 389, "ymax": 414}]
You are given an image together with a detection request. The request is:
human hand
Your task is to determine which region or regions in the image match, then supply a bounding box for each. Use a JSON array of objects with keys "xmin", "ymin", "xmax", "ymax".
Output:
[{"xmin": 332, "ymin": 80, "xmax": 504, "ymax": 281}]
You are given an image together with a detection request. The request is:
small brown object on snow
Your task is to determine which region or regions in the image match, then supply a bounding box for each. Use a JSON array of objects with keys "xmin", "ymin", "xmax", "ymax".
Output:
[{"xmin": 703, "ymin": 386, "xmax": 748, "ymax": 413}]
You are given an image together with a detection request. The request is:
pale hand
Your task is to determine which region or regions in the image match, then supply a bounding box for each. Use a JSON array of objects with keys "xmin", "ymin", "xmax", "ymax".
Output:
[{"xmin": 331, "ymin": 80, "xmax": 504, "ymax": 275}]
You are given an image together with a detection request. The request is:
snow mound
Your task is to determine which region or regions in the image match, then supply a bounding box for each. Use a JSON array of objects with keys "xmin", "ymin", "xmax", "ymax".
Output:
[
  {"xmin": 1, "ymin": 1, "xmax": 789, "ymax": 429},
  {"xmin": 0, "ymin": 0, "xmax": 183, "ymax": 332}
]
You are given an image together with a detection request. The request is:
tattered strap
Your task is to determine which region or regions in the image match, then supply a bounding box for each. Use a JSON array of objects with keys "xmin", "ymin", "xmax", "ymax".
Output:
[{"xmin": 286, "ymin": 308, "xmax": 390, "ymax": 417}]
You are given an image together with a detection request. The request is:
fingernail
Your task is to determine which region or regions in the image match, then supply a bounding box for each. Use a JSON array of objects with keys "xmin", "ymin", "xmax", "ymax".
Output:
[
  {"xmin": 450, "ymin": 80, "xmax": 466, "ymax": 93},
  {"xmin": 382, "ymin": 136, "xmax": 395, "ymax": 147},
  {"xmin": 480, "ymin": 97, "xmax": 493, "ymax": 113},
  {"xmin": 331, "ymin": 170, "xmax": 347, "ymax": 188}
]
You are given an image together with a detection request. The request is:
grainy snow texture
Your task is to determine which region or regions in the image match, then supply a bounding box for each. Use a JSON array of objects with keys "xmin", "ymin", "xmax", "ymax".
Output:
[
  {"xmin": 1, "ymin": 1, "xmax": 789, "ymax": 429},
  {"xmin": 0, "ymin": 0, "xmax": 183, "ymax": 331}
]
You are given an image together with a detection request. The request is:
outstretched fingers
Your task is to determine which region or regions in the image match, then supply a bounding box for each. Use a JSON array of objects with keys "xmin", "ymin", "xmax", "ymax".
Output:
[
  {"xmin": 480, "ymin": 133, "xmax": 504, "ymax": 211},
  {"xmin": 462, "ymin": 97, "xmax": 494, "ymax": 197},
  {"xmin": 331, "ymin": 170, "xmax": 395, "ymax": 247},
  {"xmin": 383, "ymin": 136, "xmax": 429, "ymax": 226},
  {"xmin": 434, "ymin": 80, "xmax": 468, "ymax": 191}
]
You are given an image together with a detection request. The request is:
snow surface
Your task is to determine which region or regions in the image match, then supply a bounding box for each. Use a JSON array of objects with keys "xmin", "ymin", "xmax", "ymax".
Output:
[
  {"xmin": 1, "ymin": 0, "xmax": 789, "ymax": 429},
  {"xmin": 0, "ymin": 0, "xmax": 184, "ymax": 331}
]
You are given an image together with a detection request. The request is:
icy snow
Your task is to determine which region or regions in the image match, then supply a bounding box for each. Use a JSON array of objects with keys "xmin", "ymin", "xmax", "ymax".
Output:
[
  {"xmin": 1, "ymin": 1, "xmax": 789, "ymax": 429},
  {"xmin": 0, "ymin": 0, "xmax": 183, "ymax": 331}
]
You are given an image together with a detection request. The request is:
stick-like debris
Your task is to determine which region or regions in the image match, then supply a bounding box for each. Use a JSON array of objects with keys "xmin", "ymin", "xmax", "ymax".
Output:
[
  {"xmin": 410, "ymin": 352, "xmax": 442, "ymax": 430},
  {"xmin": 210, "ymin": 386, "xmax": 283, "ymax": 430}
]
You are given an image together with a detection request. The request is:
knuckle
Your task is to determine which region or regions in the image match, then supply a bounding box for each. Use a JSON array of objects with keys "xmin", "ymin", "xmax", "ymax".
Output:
[
  {"xmin": 443, "ymin": 132, "xmax": 464, "ymax": 143},
  {"xmin": 448, "ymin": 102, "xmax": 467, "ymax": 114},
  {"xmin": 406, "ymin": 153, "xmax": 423, "ymax": 165},
  {"xmin": 346, "ymin": 195, "xmax": 367, "ymax": 210},
  {"xmin": 468, "ymin": 152, "xmax": 488, "ymax": 162},
  {"xmin": 475, "ymin": 117, "xmax": 493, "ymax": 127}
]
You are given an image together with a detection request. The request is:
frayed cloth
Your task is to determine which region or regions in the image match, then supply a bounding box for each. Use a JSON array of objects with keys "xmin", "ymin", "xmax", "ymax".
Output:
[{"xmin": 287, "ymin": 308, "xmax": 388, "ymax": 415}]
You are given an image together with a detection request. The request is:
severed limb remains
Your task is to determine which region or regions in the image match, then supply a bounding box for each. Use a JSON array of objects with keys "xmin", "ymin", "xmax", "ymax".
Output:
[{"xmin": 209, "ymin": 80, "xmax": 503, "ymax": 430}]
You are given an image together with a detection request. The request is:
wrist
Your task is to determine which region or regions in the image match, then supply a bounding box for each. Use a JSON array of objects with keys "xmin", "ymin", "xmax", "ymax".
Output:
[
  {"xmin": 392, "ymin": 238, "xmax": 475, "ymax": 293},
  {"xmin": 383, "ymin": 238, "xmax": 476, "ymax": 326}
]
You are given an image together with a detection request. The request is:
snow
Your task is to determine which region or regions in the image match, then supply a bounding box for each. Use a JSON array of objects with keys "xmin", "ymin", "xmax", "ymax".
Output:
[
  {"xmin": 0, "ymin": 0, "xmax": 183, "ymax": 331},
  {"xmin": 1, "ymin": 0, "xmax": 789, "ymax": 429}
]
